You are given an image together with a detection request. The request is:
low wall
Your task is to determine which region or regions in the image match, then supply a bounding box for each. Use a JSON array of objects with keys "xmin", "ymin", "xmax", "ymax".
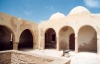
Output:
[
  {"xmin": 0, "ymin": 50, "xmax": 70, "ymax": 64},
  {"xmin": 0, "ymin": 50, "xmax": 53, "ymax": 64},
  {"xmin": 0, "ymin": 51, "xmax": 11, "ymax": 64}
]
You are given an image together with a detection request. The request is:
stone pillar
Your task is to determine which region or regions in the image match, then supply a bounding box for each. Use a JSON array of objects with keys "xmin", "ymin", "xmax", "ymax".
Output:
[
  {"xmin": 97, "ymin": 38, "xmax": 100, "ymax": 55},
  {"xmin": 75, "ymin": 37, "xmax": 78, "ymax": 53},
  {"xmin": 39, "ymin": 28, "xmax": 45, "ymax": 50},
  {"xmin": 57, "ymin": 36, "xmax": 60, "ymax": 50},
  {"xmin": 39, "ymin": 35, "xmax": 45, "ymax": 50},
  {"xmin": 13, "ymin": 42, "xmax": 18, "ymax": 50}
]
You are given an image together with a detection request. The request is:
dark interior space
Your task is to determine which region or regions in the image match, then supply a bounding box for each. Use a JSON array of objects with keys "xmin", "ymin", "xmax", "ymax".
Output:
[
  {"xmin": 0, "ymin": 26, "xmax": 13, "ymax": 51},
  {"xmin": 45, "ymin": 28, "xmax": 56, "ymax": 49},
  {"xmin": 52, "ymin": 34, "xmax": 56, "ymax": 41},
  {"xmin": 69, "ymin": 33, "xmax": 75, "ymax": 50},
  {"xmin": 18, "ymin": 29, "xmax": 33, "ymax": 50}
]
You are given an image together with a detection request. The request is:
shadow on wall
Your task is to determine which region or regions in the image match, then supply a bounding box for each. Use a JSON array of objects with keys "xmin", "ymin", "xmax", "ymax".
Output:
[
  {"xmin": 78, "ymin": 26, "xmax": 97, "ymax": 53},
  {"xmin": 79, "ymin": 32, "xmax": 97, "ymax": 52}
]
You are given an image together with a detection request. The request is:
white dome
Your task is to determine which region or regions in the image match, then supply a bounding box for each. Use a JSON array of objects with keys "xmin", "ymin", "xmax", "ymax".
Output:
[
  {"xmin": 69, "ymin": 6, "xmax": 90, "ymax": 14},
  {"xmin": 49, "ymin": 12, "xmax": 65, "ymax": 20}
]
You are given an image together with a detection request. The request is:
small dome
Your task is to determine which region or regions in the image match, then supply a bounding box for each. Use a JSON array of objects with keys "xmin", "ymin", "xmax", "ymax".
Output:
[
  {"xmin": 49, "ymin": 12, "xmax": 65, "ymax": 20},
  {"xmin": 69, "ymin": 6, "xmax": 90, "ymax": 14}
]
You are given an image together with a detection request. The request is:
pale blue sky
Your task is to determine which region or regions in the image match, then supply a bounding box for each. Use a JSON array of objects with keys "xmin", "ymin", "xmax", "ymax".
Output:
[{"xmin": 0, "ymin": 0, "xmax": 100, "ymax": 23}]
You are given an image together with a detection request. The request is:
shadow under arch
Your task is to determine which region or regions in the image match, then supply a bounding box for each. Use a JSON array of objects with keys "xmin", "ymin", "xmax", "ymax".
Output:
[
  {"xmin": 78, "ymin": 25, "xmax": 97, "ymax": 53},
  {"xmin": 45, "ymin": 28, "xmax": 56, "ymax": 49},
  {"xmin": 18, "ymin": 29, "xmax": 34, "ymax": 51},
  {"xmin": 0, "ymin": 25, "xmax": 15, "ymax": 51},
  {"xmin": 59, "ymin": 26, "xmax": 75, "ymax": 50}
]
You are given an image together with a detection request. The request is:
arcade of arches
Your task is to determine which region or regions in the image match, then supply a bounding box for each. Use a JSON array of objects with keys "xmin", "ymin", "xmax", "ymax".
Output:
[
  {"xmin": 44, "ymin": 26, "xmax": 97, "ymax": 53},
  {"xmin": 0, "ymin": 9, "xmax": 99, "ymax": 54},
  {"xmin": 0, "ymin": 25, "xmax": 97, "ymax": 53},
  {"xmin": 0, "ymin": 26, "xmax": 34, "ymax": 51}
]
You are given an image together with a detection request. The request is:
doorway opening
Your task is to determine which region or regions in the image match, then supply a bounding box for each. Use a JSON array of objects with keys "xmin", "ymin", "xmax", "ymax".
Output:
[{"xmin": 69, "ymin": 33, "xmax": 75, "ymax": 50}]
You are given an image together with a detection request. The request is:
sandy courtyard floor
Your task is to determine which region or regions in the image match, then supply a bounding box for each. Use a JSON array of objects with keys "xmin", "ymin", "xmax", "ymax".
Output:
[
  {"xmin": 26, "ymin": 49, "xmax": 75, "ymax": 57},
  {"xmin": 71, "ymin": 52, "xmax": 100, "ymax": 64},
  {"xmin": 20, "ymin": 49, "xmax": 100, "ymax": 64}
]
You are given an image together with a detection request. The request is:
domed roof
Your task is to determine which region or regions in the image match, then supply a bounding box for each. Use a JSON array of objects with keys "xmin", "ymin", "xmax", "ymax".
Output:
[
  {"xmin": 69, "ymin": 6, "xmax": 90, "ymax": 14},
  {"xmin": 49, "ymin": 12, "xmax": 65, "ymax": 20}
]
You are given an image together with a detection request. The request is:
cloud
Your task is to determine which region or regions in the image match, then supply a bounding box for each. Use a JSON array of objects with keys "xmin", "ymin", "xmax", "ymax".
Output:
[
  {"xmin": 84, "ymin": 0, "xmax": 100, "ymax": 8},
  {"xmin": 46, "ymin": 6, "xmax": 55, "ymax": 11},
  {"xmin": 24, "ymin": 11, "xmax": 32, "ymax": 16}
]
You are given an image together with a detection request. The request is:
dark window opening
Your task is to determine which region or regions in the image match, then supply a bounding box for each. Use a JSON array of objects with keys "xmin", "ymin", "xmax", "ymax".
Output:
[{"xmin": 52, "ymin": 34, "xmax": 55, "ymax": 41}]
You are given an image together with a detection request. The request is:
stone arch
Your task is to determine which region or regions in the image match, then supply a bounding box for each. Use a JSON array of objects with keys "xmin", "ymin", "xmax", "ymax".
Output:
[
  {"xmin": 18, "ymin": 29, "xmax": 34, "ymax": 51},
  {"xmin": 45, "ymin": 28, "xmax": 56, "ymax": 49},
  {"xmin": 59, "ymin": 26, "xmax": 75, "ymax": 50},
  {"xmin": 0, "ymin": 25, "xmax": 15, "ymax": 51},
  {"xmin": 78, "ymin": 25, "xmax": 97, "ymax": 52}
]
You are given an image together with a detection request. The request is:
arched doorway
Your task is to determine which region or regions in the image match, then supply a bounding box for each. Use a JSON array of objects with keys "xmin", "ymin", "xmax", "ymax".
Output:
[
  {"xmin": 18, "ymin": 29, "xmax": 33, "ymax": 51},
  {"xmin": 45, "ymin": 28, "xmax": 56, "ymax": 49},
  {"xmin": 0, "ymin": 26, "xmax": 13, "ymax": 51},
  {"xmin": 78, "ymin": 25, "xmax": 97, "ymax": 52},
  {"xmin": 59, "ymin": 26, "xmax": 75, "ymax": 50},
  {"xmin": 69, "ymin": 33, "xmax": 75, "ymax": 50}
]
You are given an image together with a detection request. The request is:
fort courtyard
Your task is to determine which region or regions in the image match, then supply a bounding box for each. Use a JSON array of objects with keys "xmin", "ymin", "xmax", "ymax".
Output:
[{"xmin": 0, "ymin": 6, "xmax": 100, "ymax": 64}]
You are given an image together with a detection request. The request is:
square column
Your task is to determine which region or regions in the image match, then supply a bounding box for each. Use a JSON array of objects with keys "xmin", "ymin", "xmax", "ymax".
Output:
[
  {"xmin": 75, "ymin": 37, "xmax": 78, "ymax": 53},
  {"xmin": 97, "ymin": 38, "xmax": 100, "ymax": 55},
  {"xmin": 39, "ymin": 28, "xmax": 45, "ymax": 49},
  {"xmin": 57, "ymin": 36, "xmax": 60, "ymax": 50},
  {"xmin": 13, "ymin": 42, "xmax": 18, "ymax": 50}
]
